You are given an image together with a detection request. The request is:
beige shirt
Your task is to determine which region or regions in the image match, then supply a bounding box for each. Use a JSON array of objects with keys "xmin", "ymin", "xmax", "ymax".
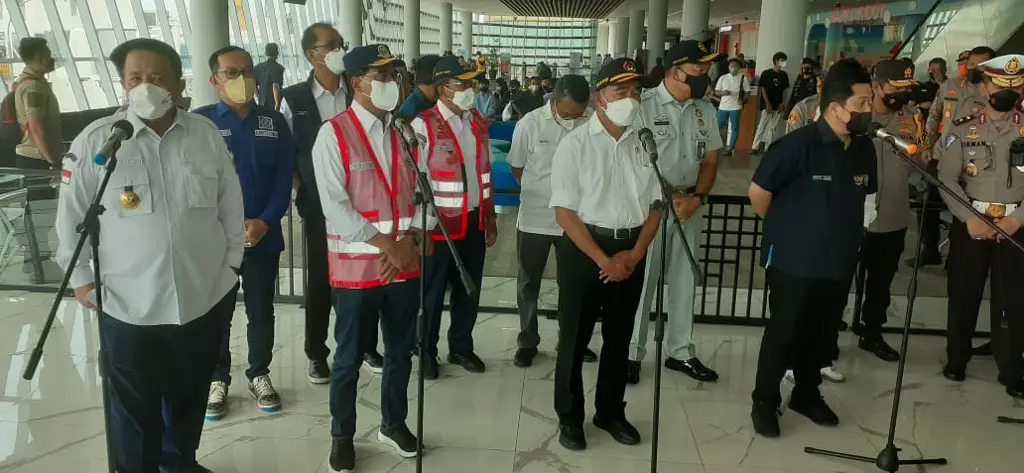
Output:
[
  {"xmin": 14, "ymin": 68, "xmax": 63, "ymax": 161},
  {"xmin": 868, "ymin": 106, "xmax": 917, "ymax": 233}
]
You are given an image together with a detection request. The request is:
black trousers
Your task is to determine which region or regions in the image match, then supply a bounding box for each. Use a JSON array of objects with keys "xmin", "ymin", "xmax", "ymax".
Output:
[
  {"xmin": 859, "ymin": 228, "xmax": 907, "ymax": 337},
  {"xmin": 423, "ymin": 213, "xmax": 487, "ymax": 357},
  {"xmin": 946, "ymin": 220, "xmax": 1024, "ymax": 382},
  {"xmin": 554, "ymin": 231, "xmax": 645, "ymax": 425},
  {"xmin": 213, "ymin": 251, "xmax": 279, "ymax": 384},
  {"xmin": 918, "ymin": 161, "xmax": 943, "ymax": 251},
  {"xmin": 516, "ymin": 230, "xmax": 562, "ymax": 349},
  {"xmin": 302, "ymin": 212, "xmax": 336, "ymax": 361},
  {"xmin": 753, "ymin": 268, "xmax": 848, "ymax": 408}
]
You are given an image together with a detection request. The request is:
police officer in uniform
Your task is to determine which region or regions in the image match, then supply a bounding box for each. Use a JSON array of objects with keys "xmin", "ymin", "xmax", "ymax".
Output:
[
  {"xmin": 925, "ymin": 47, "xmax": 995, "ymax": 153},
  {"xmin": 784, "ymin": 78, "xmax": 825, "ymax": 135},
  {"xmin": 937, "ymin": 54, "xmax": 1024, "ymax": 399},
  {"xmin": 311, "ymin": 44, "xmax": 425, "ymax": 471},
  {"xmin": 550, "ymin": 57, "xmax": 662, "ymax": 451},
  {"xmin": 628, "ymin": 40, "xmax": 722, "ymax": 384}
]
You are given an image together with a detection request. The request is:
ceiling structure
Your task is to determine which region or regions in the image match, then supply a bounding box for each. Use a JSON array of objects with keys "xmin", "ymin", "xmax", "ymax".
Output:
[{"xmin": 497, "ymin": 0, "xmax": 627, "ymax": 19}]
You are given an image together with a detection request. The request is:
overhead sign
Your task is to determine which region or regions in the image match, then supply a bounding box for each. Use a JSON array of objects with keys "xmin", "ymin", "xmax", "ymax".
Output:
[{"xmin": 830, "ymin": 3, "xmax": 890, "ymax": 24}]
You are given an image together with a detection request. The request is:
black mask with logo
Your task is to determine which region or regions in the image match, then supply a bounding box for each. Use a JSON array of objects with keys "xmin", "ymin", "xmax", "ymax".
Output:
[
  {"xmin": 989, "ymin": 89, "xmax": 1021, "ymax": 112},
  {"xmin": 966, "ymin": 68, "xmax": 985, "ymax": 84}
]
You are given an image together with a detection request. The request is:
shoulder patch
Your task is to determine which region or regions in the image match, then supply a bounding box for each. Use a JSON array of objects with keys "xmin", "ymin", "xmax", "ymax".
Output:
[
  {"xmin": 788, "ymin": 112, "xmax": 800, "ymax": 125},
  {"xmin": 944, "ymin": 134, "xmax": 958, "ymax": 149}
]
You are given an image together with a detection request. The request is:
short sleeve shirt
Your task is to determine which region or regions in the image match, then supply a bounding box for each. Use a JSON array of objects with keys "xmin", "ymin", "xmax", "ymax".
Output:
[
  {"xmin": 255, "ymin": 60, "xmax": 286, "ymax": 108},
  {"xmin": 758, "ymin": 69, "xmax": 789, "ymax": 110},
  {"xmin": 14, "ymin": 70, "xmax": 63, "ymax": 160},
  {"xmin": 636, "ymin": 83, "xmax": 724, "ymax": 189}
]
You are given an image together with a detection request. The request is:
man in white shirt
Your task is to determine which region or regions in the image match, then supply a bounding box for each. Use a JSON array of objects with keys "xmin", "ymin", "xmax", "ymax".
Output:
[
  {"xmin": 549, "ymin": 58, "xmax": 662, "ymax": 452},
  {"xmin": 714, "ymin": 58, "xmax": 748, "ymax": 156},
  {"xmin": 507, "ymin": 75, "xmax": 593, "ymax": 368},
  {"xmin": 310, "ymin": 44, "xmax": 426, "ymax": 473},
  {"xmin": 56, "ymin": 38, "xmax": 244, "ymax": 473}
]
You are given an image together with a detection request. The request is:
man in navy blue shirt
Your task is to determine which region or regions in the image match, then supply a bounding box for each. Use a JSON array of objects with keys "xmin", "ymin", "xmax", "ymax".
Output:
[
  {"xmin": 194, "ymin": 46, "xmax": 295, "ymax": 421},
  {"xmin": 397, "ymin": 54, "xmax": 440, "ymax": 120},
  {"xmin": 747, "ymin": 59, "xmax": 877, "ymax": 438}
]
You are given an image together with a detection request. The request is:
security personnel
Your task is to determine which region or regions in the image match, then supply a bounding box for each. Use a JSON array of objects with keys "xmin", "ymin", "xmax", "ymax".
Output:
[
  {"xmin": 413, "ymin": 56, "xmax": 497, "ymax": 378},
  {"xmin": 784, "ymin": 87, "xmax": 823, "ymax": 134},
  {"xmin": 628, "ymin": 40, "xmax": 721, "ymax": 385},
  {"xmin": 748, "ymin": 59, "xmax": 876, "ymax": 438},
  {"xmin": 925, "ymin": 47, "xmax": 995, "ymax": 154},
  {"xmin": 279, "ymin": 23, "xmax": 363, "ymax": 382},
  {"xmin": 311, "ymin": 44, "xmax": 425, "ymax": 471},
  {"xmin": 936, "ymin": 54, "xmax": 1024, "ymax": 399},
  {"xmin": 195, "ymin": 46, "xmax": 295, "ymax": 420},
  {"xmin": 550, "ymin": 57, "xmax": 662, "ymax": 451},
  {"xmin": 856, "ymin": 59, "xmax": 921, "ymax": 362},
  {"xmin": 397, "ymin": 54, "xmax": 441, "ymax": 120},
  {"xmin": 56, "ymin": 38, "xmax": 244, "ymax": 473},
  {"xmin": 788, "ymin": 57, "xmax": 820, "ymax": 111}
]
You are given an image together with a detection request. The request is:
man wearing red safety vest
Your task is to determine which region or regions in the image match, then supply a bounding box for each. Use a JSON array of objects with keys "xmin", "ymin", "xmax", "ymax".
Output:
[
  {"xmin": 411, "ymin": 55, "xmax": 497, "ymax": 379},
  {"xmin": 310, "ymin": 44, "xmax": 426, "ymax": 472}
]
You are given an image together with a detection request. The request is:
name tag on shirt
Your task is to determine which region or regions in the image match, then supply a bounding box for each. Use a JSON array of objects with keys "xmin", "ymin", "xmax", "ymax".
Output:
[
  {"xmin": 433, "ymin": 145, "xmax": 455, "ymax": 153},
  {"xmin": 812, "ymin": 175, "xmax": 832, "ymax": 181},
  {"xmin": 350, "ymin": 162, "xmax": 375, "ymax": 172},
  {"xmin": 296, "ymin": 111, "xmax": 309, "ymax": 116},
  {"xmin": 220, "ymin": 129, "xmax": 232, "ymax": 137},
  {"xmin": 254, "ymin": 130, "xmax": 279, "ymax": 138},
  {"xmin": 119, "ymin": 156, "xmax": 144, "ymax": 167}
]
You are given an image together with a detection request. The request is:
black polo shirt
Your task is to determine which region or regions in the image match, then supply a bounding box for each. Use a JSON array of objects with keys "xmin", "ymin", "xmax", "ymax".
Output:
[{"xmin": 753, "ymin": 119, "xmax": 877, "ymax": 281}]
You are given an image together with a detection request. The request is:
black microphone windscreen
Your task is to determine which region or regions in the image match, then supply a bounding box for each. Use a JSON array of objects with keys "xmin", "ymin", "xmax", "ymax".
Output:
[{"xmin": 112, "ymin": 119, "xmax": 134, "ymax": 137}]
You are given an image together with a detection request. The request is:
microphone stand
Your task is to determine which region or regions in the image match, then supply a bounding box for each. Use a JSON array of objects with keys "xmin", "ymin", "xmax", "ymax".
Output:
[
  {"xmin": 397, "ymin": 131, "xmax": 477, "ymax": 473},
  {"xmin": 646, "ymin": 149, "xmax": 704, "ymax": 473},
  {"xmin": 22, "ymin": 150, "xmax": 122, "ymax": 473},
  {"xmin": 804, "ymin": 136, "xmax": 1024, "ymax": 471}
]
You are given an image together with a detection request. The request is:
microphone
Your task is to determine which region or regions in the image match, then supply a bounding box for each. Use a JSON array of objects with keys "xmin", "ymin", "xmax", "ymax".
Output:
[
  {"xmin": 870, "ymin": 123, "xmax": 919, "ymax": 155},
  {"xmin": 93, "ymin": 120, "xmax": 134, "ymax": 165},
  {"xmin": 638, "ymin": 127, "xmax": 658, "ymax": 162},
  {"xmin": 393, "ymin": 117, "xmax": 419, "ymax": 148}
]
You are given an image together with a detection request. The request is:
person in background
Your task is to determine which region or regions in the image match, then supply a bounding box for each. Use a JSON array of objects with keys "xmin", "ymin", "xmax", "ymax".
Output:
[
  {"xmin": 956, "ymin": 49, "xmax": 970, "ymax": 79},
  {"xmin": 14, "ymin": 37, "xmax": 61, "ymax": 171},
  {"xmin": 280, "ymin": 22, "xmax": 355, "ymax": 384},
  {"xmin": 788, "ymin": 57, "xmax": 820, "ymax": 112},
  {"xmin": 747, "ymin": 59, "xmax": 876, "ymax": 438},
  {"xmin": 907, "ymin": 57, "xmax": 948, "ymax": 269},
  {"xmin": 714, "ymin": 57, "xmax": 748, "ymax": 156},
  {"xmin": 397, "ymin": 54, "xmax": 441, "ymax": 120},
  {"xmin": 505, "ymin": 76, "xmax": 545, "ymax": 120},
  {"xmin": 413, "ymin": 56, "xmax": 497, "ymax": 379},
  {"xmin": 474, "ymin": 77, "xmax": 499, "ymax": 119},
  {"xmin": 602, "ymin": 53, "xmax": 613, "ymax": 68},
  {"xmin": 507, "ymin": 75, "xmax": 596, "ymax": 368},
  {"xmin": 649, "ymin": 57, "xmax": 666, "ymax": 83},
  {"xmin": 495, "ymin": 77, "xmax": 511, "ymax": 119},
  {"xmin": 254, "ymin": 42, "xmax": 285, "ymax": 110},
  {"xmin": 57, "ymin": 37, "xmax": 244, "ymax": 473},
  {"xmin": 196, "ymin": 45, "xmax": 295, "ymax": 421},
  {"xmin": 751, "ymin": 51, "xmax": 790, "ymax": 153},
  {"xmin": 393, "ymin": 59, "xmax": 412, "ymax": 103}
]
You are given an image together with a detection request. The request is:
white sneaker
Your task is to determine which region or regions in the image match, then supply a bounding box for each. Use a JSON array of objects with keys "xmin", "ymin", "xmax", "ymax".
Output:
[
  {"xmin": 205, "ymin": 381, "xmax": 228, "ymax": 421},
  {"xmin": 820, "ymin": 365, "xmax": 847, "ymax": 383},
  {"xmin": 784, "ymin": 370, "xmax": 795, "ymax": 384}
]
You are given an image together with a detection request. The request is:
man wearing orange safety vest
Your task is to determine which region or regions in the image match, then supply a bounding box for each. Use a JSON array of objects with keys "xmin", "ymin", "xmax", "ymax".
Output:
[
  {"xmin": 412, "ymin": 55, "xmax": 498, "ymax": 379},
  {"xmin": 310, "ymin": 44, "xmax": 426, "ymax": 472}
]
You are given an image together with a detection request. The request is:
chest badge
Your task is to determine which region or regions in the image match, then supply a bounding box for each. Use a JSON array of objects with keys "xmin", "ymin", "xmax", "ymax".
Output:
[
  {"xmin": 965, "ymin": 161, "xmax": 979, "ymax": 177},
  {"xmin": 967, "ymin": 125, "xmax": 980, "ymax": 140},
  {"xmin": 653, "ymin": 115, "xmax": 669, "ymax": 126},
  {"xmin": 1019, "ymin": 125, "xmax": 1024, "ymax": 136},
  {"xmin": 944, "ymin": 102, "xmax": 952, "ymax": 118},
  {"xmin": 980, "ymin": 113, "xmax": 988, "ymax": 124},
  {"xmin": 219, "ymin": 129, "xmax": 232, "ymax": 137},
  {"xmin": 695, "ymin": 109, "xmax": 704, "ymax": 119},
  {"xmin": 657, "ymin": 129, "xmax": 668, "ymax": 136},
  {"xmin": 120, "ymin": 186, "xmax": 140, "ymax": 210},
  {"xmin": 853, "ymin": 174, "xmax": 867, "ymax": 187},
  {"xmin": 255, "ymin": 116, "xmax": 279, "ymax": 138}
]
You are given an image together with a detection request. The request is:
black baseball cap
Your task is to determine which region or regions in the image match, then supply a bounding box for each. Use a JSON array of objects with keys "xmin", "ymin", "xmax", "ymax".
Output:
[
  {"xmin": 874, "ymin": 59, "xmax": 915, "ymax": 87},
  {"xmin": 413, "ymin": 54, "xmax": 441, "ymax": 84},
  {"xmin": 594, "ymin": 57, "xmax": 652, "ymax": 89},
  {"xmin": 664, "ymin": 40, "xmax": 721, "ymax": 68},
  {"xmin": 342, "ymin": 44, "xmax": 395, "ymax": 73},
  {"xmin": 433, "ymin": 55, "xmax": 482, "ymax": 83}
]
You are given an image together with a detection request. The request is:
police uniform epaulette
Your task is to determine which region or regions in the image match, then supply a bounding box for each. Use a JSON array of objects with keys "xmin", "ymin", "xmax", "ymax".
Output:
[{"xmin": 953, "ymin": 114, "xmax": 977, "ymax": 126}]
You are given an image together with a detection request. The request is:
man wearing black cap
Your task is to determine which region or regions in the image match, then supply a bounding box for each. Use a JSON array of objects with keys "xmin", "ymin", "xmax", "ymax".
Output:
[
  {"xmin": 398, "ymin": 53, "xmax": 441, "ymax": 120},
  {"xmin": 550, "ymin": 57, "xmax": 662, "ymax": 451},
  {"xmin": 311, "ymin": 44, "xmax": 425, "ymax": 472},
  {"xmin": 628, "ymin": 40, "xmax": 722, "ymax": 385},
  {"xmin": 788, "ymin": 57, "xmax": 820, "ymax": 112},
  {"xmin": 412, "ymin": 56, "xmax": 496, "ymax": 379}
]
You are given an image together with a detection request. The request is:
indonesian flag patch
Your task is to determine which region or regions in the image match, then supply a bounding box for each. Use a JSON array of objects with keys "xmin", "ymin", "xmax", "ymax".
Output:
[{"xmin": 61, "ymin": 169, "xmax": 71, "ymax": 185}]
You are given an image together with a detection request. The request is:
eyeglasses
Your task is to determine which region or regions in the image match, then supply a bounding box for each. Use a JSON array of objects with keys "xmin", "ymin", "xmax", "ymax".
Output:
[
  {"xmin": 311, "ymin": 42, "xmax": 344, "ymax": 52},
  {"xmin": 363, "ymin": 71, "xmax": 402, "ymax": 83},
  {"xmin": 215, "ymin": 68, "xmax": 254, "ymax": 80}
]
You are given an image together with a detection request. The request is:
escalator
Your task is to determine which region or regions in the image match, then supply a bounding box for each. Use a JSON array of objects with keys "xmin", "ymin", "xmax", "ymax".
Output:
[{"xmin": 914, "ymin": 0, "xmax": 1024, "ymax": 71}]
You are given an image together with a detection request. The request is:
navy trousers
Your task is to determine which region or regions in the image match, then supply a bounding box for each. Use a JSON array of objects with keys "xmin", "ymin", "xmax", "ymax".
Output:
[
  {"xmin": 330, "ymin": 281, "xmax": 419, "ymax": 439},
  {"xmin": 422, "ymin": 213, "xmax": 487, "ymax": 358},
  {"xmin": 213, "ymin": 251, "xmax": 280, "ymax": 384},
  {"xmin": 104, "ymin": 285, "xmax": 237, "ymax": 473}
]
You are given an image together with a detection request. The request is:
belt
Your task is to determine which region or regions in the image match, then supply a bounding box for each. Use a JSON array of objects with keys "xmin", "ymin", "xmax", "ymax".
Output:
[
  {"xmin": 586, "ymin": 224, "xmax": 642, "ymax": 240},
  {"xmin": 970, "ymin": 200, "xmax": 1020, "ymax": 220}
]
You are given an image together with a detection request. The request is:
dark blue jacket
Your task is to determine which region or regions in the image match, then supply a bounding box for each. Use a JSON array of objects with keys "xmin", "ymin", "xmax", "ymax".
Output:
[
  {"xmin": 397, "ymin": 87, "xmax": 434, "ymax": 121},
  {"xmin": 195, "ymin": 101, "xmax": 295, "ymax": 253}
]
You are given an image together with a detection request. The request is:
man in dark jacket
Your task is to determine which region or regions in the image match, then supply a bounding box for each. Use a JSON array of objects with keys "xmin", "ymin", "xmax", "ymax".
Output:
[{"xmin": 397, "ymin": 54, "xmax": 441, "ymax": 120}]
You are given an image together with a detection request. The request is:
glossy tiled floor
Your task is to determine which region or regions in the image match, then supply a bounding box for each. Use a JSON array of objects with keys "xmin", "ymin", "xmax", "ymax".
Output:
[{"xmin": 1, "ymin": 290, "xmax": 1022, "ymax": 473}]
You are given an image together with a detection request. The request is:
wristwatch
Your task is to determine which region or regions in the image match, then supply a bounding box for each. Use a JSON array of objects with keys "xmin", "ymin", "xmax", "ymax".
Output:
[{"xmin": 694, "ymin": 193, "xmax": 709, "ymax": 206}]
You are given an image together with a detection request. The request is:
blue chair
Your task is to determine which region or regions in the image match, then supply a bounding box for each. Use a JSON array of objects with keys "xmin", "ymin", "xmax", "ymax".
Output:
[{"xmin": 490, "ymin": 161, "xmax": 520, "ymax": 207}]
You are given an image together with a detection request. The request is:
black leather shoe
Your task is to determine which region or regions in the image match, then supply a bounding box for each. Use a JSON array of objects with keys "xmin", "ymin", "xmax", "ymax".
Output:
[
  {"xmin": 751, "ymin": 402, "xmax": 780, "ymax": 438},
  {"xmin": 942, "ymin": 364, "xmax": 966, "ymax": 382},
  {"xmin": 422, "ymin": 356, "xmax": 440, "ymax": 380},
  {"xmin": 666, "ymin": 357, "xmax": 719, "ymax": 382},
  {"xmin": 905, "ymin": 250, "xmax": 942, "ymax": 268},
  {"xmin": 582, "ymin": 347, "xmax": 598, "ymax": 363},
  {"xmin": 363, "ymin": 350, "xmax": 384, "ymax": 374},
  {"xmin": 858, "ymin": 336, "xmax": 900, "ymax": 362},
  {"xmin": 513, "ymin": 347, "xmax": 538, "ymax": 367},
  {"xmin": 593, "ymin": 415, "xmax": 641, "ymax": 445},
  {"xmin": 1003, "ymin": 380, "xmax": 1024, "ymax": 399},
  {"xmin": 329, "ymin": 439, "xmax": 355, "ymax": 472},
  {"xmin": 788, "ymin": 395, "xmax": 839, "ymax": 427},
  {"xmin": 972, "ymin": 341, "xmax": 993, "ymax": 357},
  {"xmin": 627, "ymin": 360, "xmax": 641, "ymax": 385},
  {"xmin": 558, "ymin": 423, "xmax": 586, "ymax": 451},
  {"xmin": 447, "ymin": 352, "xmax": 486, "ymax": 373}
]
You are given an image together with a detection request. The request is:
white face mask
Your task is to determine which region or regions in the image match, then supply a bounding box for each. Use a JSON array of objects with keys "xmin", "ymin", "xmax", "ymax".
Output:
[
  {"xmin": 601, "ymin": 96, "xmax": 639, "ymax": 127},
  {"xmin": 778, "ymin": 60, "xmax": 788, "ymax": 69},
  {"xmin": 128, "ymin": 83, "xmax": 174, "ymax": 120},
  {"xmin": 451, "ymin": 88, "xmax": 476, "ymax": 111},
  {"xmin": 553, "ymin": 104, "xmax": 579, "ymax": 130},
  {"xmin": 364, "ymin": 79, "xmax": 400, "ymax": 111},
  {"xmin": 324, "ymin": 48, "xmax": 345, "ymax": 75},
  {"xmin": 729, "ymin": 66, "xmax": 739, "ymax": 74}
]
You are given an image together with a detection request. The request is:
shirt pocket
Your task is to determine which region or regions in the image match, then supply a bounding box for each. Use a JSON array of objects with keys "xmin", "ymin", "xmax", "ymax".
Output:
[
  {"xmin": 111, "ymin": 164, "xmax": 154, "ymax": 218},
  {"xmin": 182, "ymin": 160, "xmax": 219, "ymax": 209}
]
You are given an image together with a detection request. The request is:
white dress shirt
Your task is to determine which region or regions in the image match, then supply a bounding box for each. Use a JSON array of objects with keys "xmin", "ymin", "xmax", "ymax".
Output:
[
  {"xmin": 56, "ymin": 109, "xmax": 245, "ymax": 326},
  {"xmin": 549, "ymin": 114, "xmax": 660, "ymax": 229},
  {"xmin": 715, "ymin": 73, "xmax": 747, "ymax": 111},
  {"xmin": 280, "ymin": 75, "xmax": 349, "ymax": 132},
  {"xmin": 507, "ymin": 101, "xmax": 590, "ymax": 235},
  {"xmin": 311, "ymin": 101, "xmax": 431, "ymax": 243},
  {"xmin": 412, "ymin": 100, "xmax": 483, "ymax": 209}
]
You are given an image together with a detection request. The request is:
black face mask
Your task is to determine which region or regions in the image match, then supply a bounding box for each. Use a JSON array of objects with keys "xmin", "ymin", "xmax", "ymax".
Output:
[
  {"xmin": 801, "ymin": 68, "xmax": 812, "ymax": 77},
  {"xmin": 845, "ymin": 109, "xmax": 874, "ymax": 136},
  {"xmin": 681, "ymin": 71, "xmax": 711, "ymax": 99},
  {"xmin": 882, "ymin": 91, "xmax": 910, "ymax": 111},
  {"xmin": 989, "ymin": 89, "xmax": 1021, "ymax": 112},
  {"xmin": 966, "ymin": 68, "xmax": 985, "ymax": 84}
]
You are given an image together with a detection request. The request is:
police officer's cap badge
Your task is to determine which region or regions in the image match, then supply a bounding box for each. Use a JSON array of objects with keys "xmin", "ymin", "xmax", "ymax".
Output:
[
  {"xmin": 378, "ymin": 45, "xmax": 391, "ymax": 58},
  {"xmin": 1006, "ymin": 57, "xmax": 1022, "ymax": 75},
  {"xmin": 623, "ymin": 61, "xmax": 636, "ymax": 72}
]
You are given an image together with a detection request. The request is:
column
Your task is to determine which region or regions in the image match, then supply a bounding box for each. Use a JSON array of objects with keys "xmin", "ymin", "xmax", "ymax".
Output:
[
  {"xmin": 823, "ymin": 22, "xmax": 842, "ymax": 66},
  {"xmin": 189, "ymin": 0, "xmax": 229, "ymax": 107},
  {"xmin": 460, "ymin": 11, "xmax": 473, "ymax": 59},
  {"xmin": 647, "ymin": 0, "xmax": 668, "ymax": 73},
  {"xmin": 404, "ymin": 0, "xmax": 421, "ymax": 59},
  {"xmin": 628, "ymin": 9, "xmax": 646, "ymax": 57},
  {"xmin": 755, "ymin": 0, "xmax": 810, "ymax": 83},
  {"xmin": 680, "ymin": 0, "xmax": 710, "ymax": 41},
  {"xmin": 338, "ymin": 0, "xmax": 363, "ymax": 49},
  {"xmin": 902, "ymin": 14, "xmax": 926, "ymax": 60},
  {"xmin": 596, "ymin": 21, "xmax": 609, "ymax": 57},
  {"xmin": 440, "ymin": 2, "xmax": 453, "ymax": 53},
  {"xmin": 612, "ymin": 17, "xmax": 628, "ymax": 57}
]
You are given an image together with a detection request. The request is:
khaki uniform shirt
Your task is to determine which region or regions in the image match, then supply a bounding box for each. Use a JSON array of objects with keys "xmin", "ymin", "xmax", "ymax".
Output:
[
  {"xmin": 868, "ymin": 106, "xmax": 918, "ymax": 233},
  {"xmin": 636, "ymin": 82, "xmax": 723, "ymax": 189},
  {"xmin": 785, "ymin": 95, "xmax": 821, "ymax": 134},
  {"xmin": 927, "ymin": 79, "xmax": 981, "ymax": 144},
  {"xmin": 14, "ymin": 69, "xmax": 62, "ymax": 162}
]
